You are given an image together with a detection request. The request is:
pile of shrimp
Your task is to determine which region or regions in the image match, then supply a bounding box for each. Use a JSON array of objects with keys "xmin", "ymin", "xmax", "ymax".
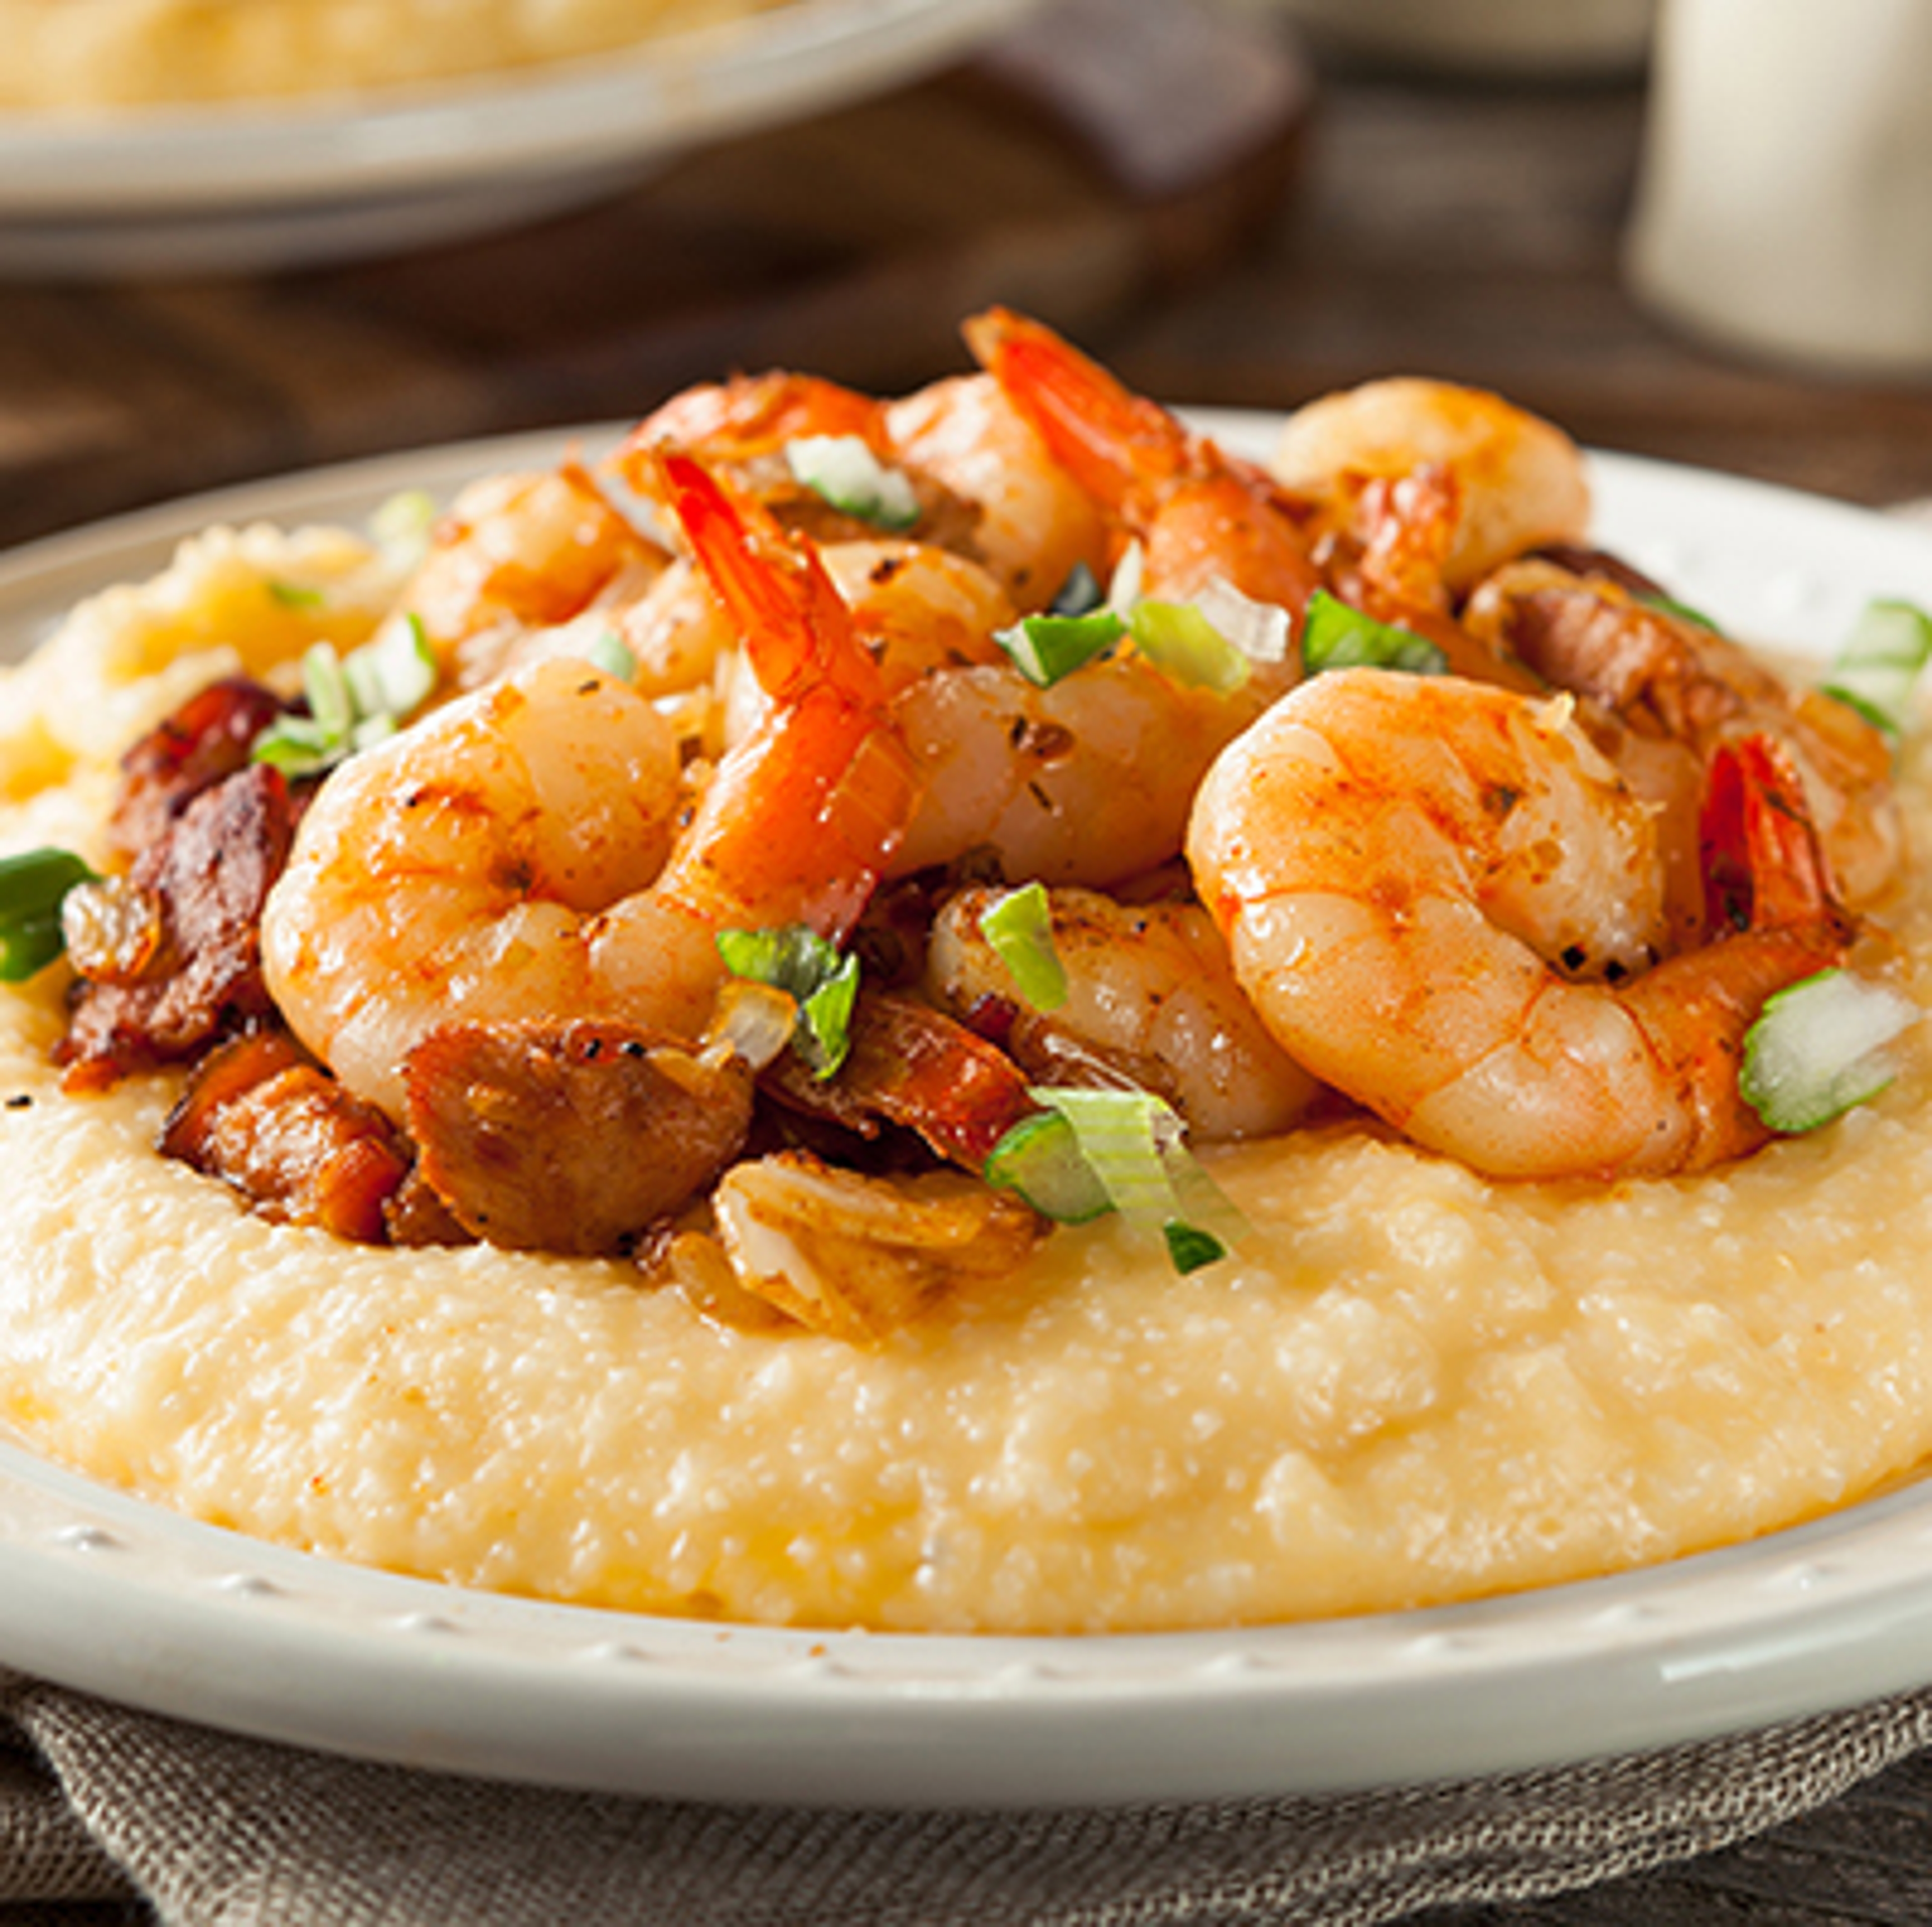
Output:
[{"xmin": 66, "ymin": 308, "xmax": 1910, "ymax": 1341}]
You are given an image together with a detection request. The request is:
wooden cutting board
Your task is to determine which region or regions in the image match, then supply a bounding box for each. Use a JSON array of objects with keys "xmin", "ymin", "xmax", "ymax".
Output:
[{"xmin": 0, "ymin": 0, "xmax": 1312, "ymax": 551}]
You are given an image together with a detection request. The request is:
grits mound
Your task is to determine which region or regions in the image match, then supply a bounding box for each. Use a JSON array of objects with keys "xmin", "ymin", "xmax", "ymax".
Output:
[{"xmin": 0, "ymin": 521, "xmax": 1928, "ymax": 1636}]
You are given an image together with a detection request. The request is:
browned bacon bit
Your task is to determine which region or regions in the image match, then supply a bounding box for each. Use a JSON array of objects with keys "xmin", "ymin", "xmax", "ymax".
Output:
[
  {"xmin": 159, "ymin": 1029, "xmax": 410, "ymax": 1245},
  {"xmin": 401, "ymin": 1019, "xmax": 755, "ymax": 1254},
  {"xmin": 59, "ymin": 763, "xmax": 301, "ymax": 1090},
  {"xmin": 108, "ymin": 675, "xmax": 289, "ymax": 863},
  {"xmin": 762, "ymin": 989, "xmax": 1035, "ymax": 1171}
]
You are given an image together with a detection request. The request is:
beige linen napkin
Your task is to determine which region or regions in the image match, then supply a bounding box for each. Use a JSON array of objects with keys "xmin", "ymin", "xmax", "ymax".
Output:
[{"xmin": 5, "ymin": 1665, "xmax": 1932, "ymax": 1925}]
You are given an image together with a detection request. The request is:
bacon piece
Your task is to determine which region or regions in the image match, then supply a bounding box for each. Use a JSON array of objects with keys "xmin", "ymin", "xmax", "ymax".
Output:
[
  {"xmin": 158, "ymin": 1030, "xmax": 409, "ymax": 1245},
  {"xmin": 761, "ymin": 989, "xmax": 1036, "ymax": 1171},
  {"xmin": 401, "ymin": 1020, "xmax": 755, "ymax": 1254},
  {"xmin": 60, "ymin": 763, "xmax": 300, "ymax": 1089},
  {"xmin": 108, "ymin": 675, "xmax": 288, "ymax": 863}
]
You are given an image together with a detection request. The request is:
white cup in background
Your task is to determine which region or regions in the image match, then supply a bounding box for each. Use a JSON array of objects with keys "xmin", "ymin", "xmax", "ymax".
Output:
[{"xmin": 1627, "ymin": 0, "xmax": 1932, "ymax": 374}]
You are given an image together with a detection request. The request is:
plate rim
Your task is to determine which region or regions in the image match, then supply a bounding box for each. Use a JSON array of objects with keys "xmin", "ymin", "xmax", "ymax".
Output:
[
  {"xmin": 4, "ymin": 417, "xmax": 1932, "ymax": 1807},
  {"xmin": 0, "ymin": 0, "xmax": 1040, "ymax": 215}
]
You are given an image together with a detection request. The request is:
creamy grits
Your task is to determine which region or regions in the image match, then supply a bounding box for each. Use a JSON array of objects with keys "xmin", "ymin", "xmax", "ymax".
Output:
[
  {"xmin": 0, "ymin": 0, "xmax": 792, "ymax": 108},
  {"xmin": 0, "ymin": 512, "xmax": 1927, "ymax": 1635}
]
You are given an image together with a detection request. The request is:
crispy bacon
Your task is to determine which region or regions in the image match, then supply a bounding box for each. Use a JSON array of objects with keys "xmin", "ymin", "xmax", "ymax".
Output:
[
  {"xmin": 108, "ymin": 675, "xmax": 288, "ymax": 863},
  {"xmin": 158, "ymin": 1030, "xmax": 410, "ymax": 1245},
  {"xmin": 59, "ymin": 763, "xmax": 300, "ymax": 1089},
  {"xmin": 762, "ymin": 989, "xmax": 1036, "ymax": 1170},
  {"xmin": 401, "ymin": 1019, "xmax": 755, "ymax": 1254}
]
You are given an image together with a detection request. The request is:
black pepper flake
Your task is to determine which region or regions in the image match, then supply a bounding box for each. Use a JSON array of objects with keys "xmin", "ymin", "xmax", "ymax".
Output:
[{"xmin": 4, "ymin": 1094, "xmax": 30, "ymax": 1110}]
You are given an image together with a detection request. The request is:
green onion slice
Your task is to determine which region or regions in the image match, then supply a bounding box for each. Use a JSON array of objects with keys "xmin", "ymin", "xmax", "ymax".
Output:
[
  {"xmin": 1031, "ymin": 1086, "xmax": 1247, "ymax": 1267},
  {"xmin": 784, "ymin": 436, "xmax": 920, "ymax": 532},
  {"xmin": 1740, "ymin": 968, "xmax": 1921, "ymax": 1134},
  {"xmin": 0, "ymin": 847, "xmax": 97, "ymax": 982},
  {"xmin": 253, "ymin": 617, "xmax": 438, "ymax": 780},
  {"xmin": 1128, "ymin": 599, "xmax": 1252, "ymax": 695},
  {"xmin": 1301, "ymin": 589, "xmax": 1448, "ymax": 676},
  {"xmin": 981, "ymin": 1110, "xmax": 1112, "ymax": 1224},
  {"xmin": 715, "ymin": 924, "xmax": 860, "ymax": 1079},
  {"xmin": 587, "ymin": 628, "xmax": 638, "ymax": 682},
  {"xmin": 1822, "ymin": 598, "xmax": 1932, "ymax": 737},
  {"xmin": 267, "ymin": 580, "xmax": 326, "ymax": 610},
  {"xmin": 993, "ymin": 609, "xmax": 1125, "ymax": 688},
  {"xmin": 370, "ymin": 488, "xmax": 439, "ymax": 561},
  {"xmin": 1164, "ymin": 1221, "xmax": 1230, "ymax": 1274},
  {"xmin": 978, "ymin": 881, "xmax": 1068, "ymax": 1012}
]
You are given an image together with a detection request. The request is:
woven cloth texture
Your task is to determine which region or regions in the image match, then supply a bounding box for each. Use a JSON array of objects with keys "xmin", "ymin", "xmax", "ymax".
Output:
[{"xmin": 4, "ymin": 1669, "xmax": 1932, "ymax": 1926}]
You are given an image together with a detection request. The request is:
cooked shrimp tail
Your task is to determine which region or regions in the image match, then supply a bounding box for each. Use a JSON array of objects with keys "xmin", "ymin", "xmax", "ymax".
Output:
[
  {"xmin": 964, "ymin": 306, "xmax": 1321, "ymax": 614},
  {"xmin": 653, "ymin": 451, "xmax": 921, "ymax": 939},
  {"xmin": 1701, "ymin": 732, "xmax": 1848, "ymax": 939}
]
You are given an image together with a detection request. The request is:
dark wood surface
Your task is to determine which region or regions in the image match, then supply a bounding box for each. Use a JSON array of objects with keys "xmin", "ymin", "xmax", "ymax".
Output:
[{"xmin": 7, "ymin": 5, "xmax": 1932, "ymax": 1919}]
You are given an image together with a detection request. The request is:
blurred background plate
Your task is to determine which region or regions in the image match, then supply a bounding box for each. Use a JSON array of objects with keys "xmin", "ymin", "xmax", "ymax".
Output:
[{"xmin": 0, "ymin": 0, "xmax": 1039, "ymax": 275}]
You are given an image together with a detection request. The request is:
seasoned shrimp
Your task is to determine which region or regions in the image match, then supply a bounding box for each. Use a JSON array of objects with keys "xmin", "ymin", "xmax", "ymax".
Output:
[
  {"xmin": 395, "ymin": 462, "xmax": 668, "ymax": 690},
  {"xmin": 965, "ymin": 306, "xmax": 1322, "ymax": 615},
  {"xmin": 1465, "ymin": 555, "xmax": 1905, "ymax": 911},
  {"xmin": 927, "ymin": 885, "xmax": 1320, "ymax": 1141},
  {"xmin": 262, "ymin": 455, "xmax": 919, "ymax": 1121},
  {"xmin": 1271, "ymin": 376, "xmax": 1592, "ymax": 596},
  {"xmin": 616, "ymin": 368, "xmax": 1106, "ymax": 608},
  {"xmin": 888, "ymin": 652, "xmax": 1295, "ymax": 887},
  {"xmin": 1187, "ymin": 669, "xmax": 1852, "ymax": 1179}
]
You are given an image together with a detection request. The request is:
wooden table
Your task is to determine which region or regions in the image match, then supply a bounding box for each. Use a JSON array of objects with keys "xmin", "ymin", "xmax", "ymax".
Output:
[{"xmin": 7, "ymin": 5, "xmax": 1932, "ymax": 1920}]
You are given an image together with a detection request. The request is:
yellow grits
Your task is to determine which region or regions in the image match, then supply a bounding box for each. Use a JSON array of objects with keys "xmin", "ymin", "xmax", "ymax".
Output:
[{"xmin": 0, "ymin": 518, "xmax": 1926, "ymax": 1635}]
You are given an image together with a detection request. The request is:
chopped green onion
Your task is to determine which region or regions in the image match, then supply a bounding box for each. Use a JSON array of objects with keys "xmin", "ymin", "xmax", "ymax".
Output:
[
  {"xmin": 784, "ymin": 436, "xmax": 920, "ymax": 532},
  {"xmin": 371, "ymin": 488, "xmax": 439, "ymax": 561},
  {"xmin": 982, "ymin": 1110, "xmax": 1113, "ymax": 1223},
  {"xmin": 587, "ymin": 629, "xmax": 638, "ymax": 682},
  {"xmin": 1129, "ymin": 599, "xmax": 1252, "ymax": 694},
  {"xmin": 253, "ymin": 618, "xmax": 438, "ymax": 780},
  {"xmin": 978, "ymin": 881, "xmax": 1068, "ymax": 1011},
  {"xmin": 345, "ymin": 613, "xmax": 437, "ymax": 722},
  {"xmin": 0, "ymin": 848, "xmax": 97, "ymax": 982},
  {"xmin": 1300, "ymin": 590, "xmax": 1448, "ymax": 676},
  {"xmin": 267, "ymin": 580, "xmax": 326, "ymax": 610},
  {"xmin": 1740, "ymin": 968, "xmax": 1921, "ymax": 1134},
  {"xmin": 1822, "ymin": 598, "xmax": 1932, "ymax": 737},
  {"xmin": 1049, "ymin": 560, "xmax": 1105, "ymax": 617},
  {"xmin": 993, "ymin": 609, "xmax": 1125, "ymax": 688},
  {"xmin": 1029, "ymin": 1085, "xmax": 1247, "ymax": 1268},
  {"xmin": 301, "ymin": 641, "xmax": 355, "ymax": 741},
  {"xmin": 1164, "ymin": 1222, "xmax": 1229, "ymax": 1274},
  {"xmin": 715, "ymin": 924, "xmax": 860, "ymax": 1079}
]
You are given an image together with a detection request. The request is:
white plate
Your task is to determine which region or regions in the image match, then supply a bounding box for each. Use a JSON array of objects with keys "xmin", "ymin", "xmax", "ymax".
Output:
[
  {"xmin": 0, "ymin": 0, "xmax": 1037, "ymax": 275},
  {"xmin": 4, "ymin": 419, "xmax": 1932, "ymax": 1810}
]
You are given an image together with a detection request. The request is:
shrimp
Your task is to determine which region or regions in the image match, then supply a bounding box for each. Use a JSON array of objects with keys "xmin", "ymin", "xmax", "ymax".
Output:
[
  {"xmin": 964, "ymin": 306, "xmax": 1323, "ymax": 615},
  {"xmin": 1186, "ymin": 668, "xmax": 1852, "ymax": 1179},
  {"xmin": 1464, "ymin": 555, "xmax": 1905, "ymax": 912},
  {"xmin": 926, "ymin": 885, "xmax": 1320, "ymax": 1141},
  {"xmin": 394, "ymin": 462, "xmax": 668, "ymax": 691},
  {"xmin": 261, "ymin": 454, "xmax": 920, "ymax": 1122},
  {"xmin": 615, "ymin": 368, "xmax": 1107, "ymax": 609},
  {"xmin": 878, "ymin": 311, "xmax": 1325, "ymax": 885},
  {"xmin": 1270, "ymin": 375, "xmax": 1593, "ymax": 597}
]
